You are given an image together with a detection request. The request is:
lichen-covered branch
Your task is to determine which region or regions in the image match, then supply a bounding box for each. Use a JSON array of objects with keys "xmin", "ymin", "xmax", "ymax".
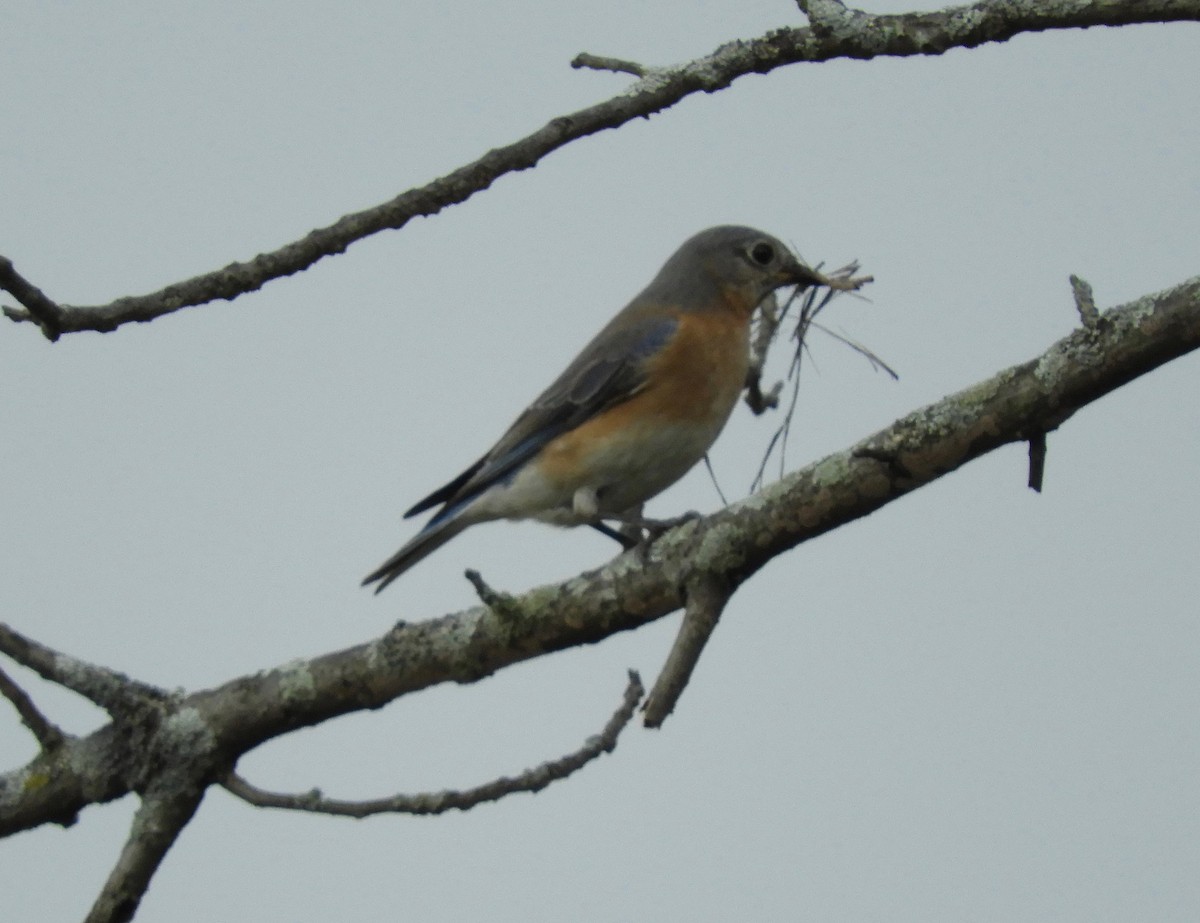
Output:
[
  {"xmin": 0, "ymin": 623, "xmax": 167, "ymax": 716},
  {"xmin": 3, "ymin": 271, "xmax": 1196, "ymax": 845},
  {"xmin": 2, "ymin": 0, "xmax": 1195, "ymax": 338},
  {"xmin": 0, "ymin": 270, "xmax": 1196, "ymax": 918}
]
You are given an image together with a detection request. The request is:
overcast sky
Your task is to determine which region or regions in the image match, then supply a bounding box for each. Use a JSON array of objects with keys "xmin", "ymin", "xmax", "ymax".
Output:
[{"xmin": 2, "ymin": 2, "xmax": 1198, "ymax": 920}]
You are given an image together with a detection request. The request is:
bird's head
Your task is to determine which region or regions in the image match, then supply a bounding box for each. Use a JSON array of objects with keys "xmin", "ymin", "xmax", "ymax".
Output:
[{"xmin": 656, "ymin": 225, "xmax": 824, "ymax": 316}]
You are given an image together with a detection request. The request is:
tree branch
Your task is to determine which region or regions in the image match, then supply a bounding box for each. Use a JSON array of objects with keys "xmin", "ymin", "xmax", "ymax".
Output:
[
  {"xmin": 571, "ymin": 53, "xmax": 650, "ymax": 76},
  {"xmin": 222, "ymin": 670, "xmax": 643, "ymax": 818},
  {"xmin": 0, "ymin": 663, "xmax": 67, "ymax": 751},
  {"xmin": 85, "ymin": 787, "xmax": 205, "ymax": 923},
  {"xmin": 0, "ymin": 256, "xmax": 64, "ymax": 340},
  {"xmin": 4, "ymin": 272, "xmax": 1196, "ymax": 844},
  {"xmin": 0, "ymin": 623, "xmax": 167, "ymax": 716},
  {"xmin": 643, "ymin": 574, "xmax": 733, "ymax": 728},
  {"xmin": 2, "ymin": 0, "xmax": 1194, "ymax": 337}
]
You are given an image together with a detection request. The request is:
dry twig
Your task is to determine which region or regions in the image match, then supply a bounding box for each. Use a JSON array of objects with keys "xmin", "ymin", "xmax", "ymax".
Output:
[{"xmin": 222, "ymin": 671, "xmax": 644, "ymax": 817}]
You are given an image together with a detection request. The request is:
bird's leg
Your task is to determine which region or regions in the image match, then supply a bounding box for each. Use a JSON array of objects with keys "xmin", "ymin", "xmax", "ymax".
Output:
[
  {"xmin": 604, "ymin": 503, "xmax": 701, "ymax": 544},
  {"xmin": 582, "ymin": 492, "xmax": 699, "ymax": 550},
  {"xmin": 590, "ymin": 521, "xmax": 641, "ymax": 549},
  {"xmin": 615, "ymin": 510, "xmax": 702, "ymax": 540},
  {"xmin": 602, "ymin": 508, "xmax": 701, "ymax": 565},
  {"xmin": 579, "ymin": 490, "xmax": 642, "ymax": 548}
]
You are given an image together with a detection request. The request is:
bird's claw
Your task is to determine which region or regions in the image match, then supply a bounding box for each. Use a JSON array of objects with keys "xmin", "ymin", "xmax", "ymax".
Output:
[{"xmin": 638, "ymin": 510, "xmax": 701, "ymax": 540}]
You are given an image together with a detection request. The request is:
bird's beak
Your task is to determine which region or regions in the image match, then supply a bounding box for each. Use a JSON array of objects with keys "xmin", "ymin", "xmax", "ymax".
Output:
[{"xmin": 782, "ymin": 254, "xmax": 825, "ymax": 289}]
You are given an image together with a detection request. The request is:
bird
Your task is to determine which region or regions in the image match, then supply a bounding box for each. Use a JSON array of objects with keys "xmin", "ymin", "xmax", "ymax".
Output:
[{"xmin": 363, "ymin": 225, "xmax": 824, "ymax": 592}]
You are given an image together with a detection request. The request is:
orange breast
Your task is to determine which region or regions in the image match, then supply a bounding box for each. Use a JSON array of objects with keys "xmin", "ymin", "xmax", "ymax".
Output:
[
  {"xmin": 638, "ymin": 308, "xmax": 751, "ymax": 424},
  {"xmin": 536, "ymin": 308, "xmax": 751, "ymax": 499}
]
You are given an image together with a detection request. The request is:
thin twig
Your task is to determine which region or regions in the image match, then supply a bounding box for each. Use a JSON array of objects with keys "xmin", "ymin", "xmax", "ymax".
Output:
[
  {"xmin": 749, "ymin": 264, "xmax": 883, "ymax": 492},
  {"xmin": 222, "ymin": 670, "xmax": 644, "ymax": 818},
  {"xmin": 744, "ymin": 264, "xmax": 873, "ymax": 415},
  {"xmin": 807, "ymin": 321, "xmax": 900, "ymax": 380},
  {"xmin": 0, "ymin": 663, "xmax": 68, "ymax": 751},
  {"xmin": 702, "ymin": 454, "xmax": 729, "ymax": 506},
  {"xmin": 0, "ymin": 622, "xmax": 167, "ymax": 716},
  {"xmin": 642, "ymin": 574, "xmax": 732, "ymax": 728}
]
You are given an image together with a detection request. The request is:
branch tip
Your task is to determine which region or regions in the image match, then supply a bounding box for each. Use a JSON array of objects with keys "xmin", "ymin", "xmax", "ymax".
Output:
[
  {"xmin": 643, "ymin": 574, "xmax": 732, "ymax": 729},
  {"xmin": 464, "ymin": 569, "xmax": 521, "ymax": 619},
  {"xmin": 1027, "ymin": 431, "xmax": 1047, "ymax": 492},
  {"xmin": 1070, "ymin": 274, "xmax": 1100, "ymax": 328},
  {"xmin": 571, "ymin": 53, "xmax": 650, "ymax": 77}
]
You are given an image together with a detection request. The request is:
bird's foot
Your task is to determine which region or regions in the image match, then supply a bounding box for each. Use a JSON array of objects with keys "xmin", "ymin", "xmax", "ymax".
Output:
[
  {"xmin": 590, "ymin": 520, "xmax": 642, "ymax": 550},
  {"xmin": 632, "ymin": 511, "xmax": 702, "ymax": 541}
]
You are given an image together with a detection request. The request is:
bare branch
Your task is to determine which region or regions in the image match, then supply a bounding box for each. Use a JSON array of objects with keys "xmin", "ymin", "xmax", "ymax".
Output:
[
  {"xmin": 85, "ymin": 787, "xmax": 205, "ymax": 923},
  {"xmin": 0, "ymin": 663, "xmax": 67, "ymax": 751},
  {"xmin": 2, "ymin": 0, "xmax": 1192, "ymax": 337},
  {"xmin": 222, "ymin": 670, "xmax": 644, "ymax": 818},
  {"xmin": 643, "ymin": 575, "xmax": 733, "ymax": 728},
  {"xmin": 0, "ymin": 623, "xmax": 167, "ymax": 716}
]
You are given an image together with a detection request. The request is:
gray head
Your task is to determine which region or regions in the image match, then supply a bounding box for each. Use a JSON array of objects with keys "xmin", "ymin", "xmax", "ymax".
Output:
[{"xmin": 644, "ymin": 225, "xmax": 822, "ymax": 313}]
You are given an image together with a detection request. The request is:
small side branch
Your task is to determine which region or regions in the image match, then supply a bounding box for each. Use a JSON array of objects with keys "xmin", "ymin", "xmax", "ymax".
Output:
[
  {"xmin": 797, "ymin": 0, "xmax": 854, "ymax": 35},
  {"xmin": 1027, "ymin": 431, "xmax": 1047, "ymax": 492},
  {"xmin": 570, "ymin": 53, "xmax": 650, "ymax": 77},
  {"xmin": 0, "ymin": 256, "xmax": 64, "ymax": 340},
  {"xmin": 0, "ymin": 663, "xmax": 67, "ymax": 751},
  {"xmin": 85, "ymin": 787, "xmax": 205, "ymax": 923},
  {"xmin": 643, "ymin": 574, "xmax": 733, "ymax": 729},
  {"xmin": 223, "ymin": 670, "xmax": 644, "ymax": 818},
  {"xmin": 464, "ymin": 569, "xmax": 522, "ymax": 620},
  {"xmin": 1070, "ymin": 274, "xmax": 1100, "ymax": 328},
  {"xmin": 0, "ymin": 622, "xmax": 167, "ymax": 716}
]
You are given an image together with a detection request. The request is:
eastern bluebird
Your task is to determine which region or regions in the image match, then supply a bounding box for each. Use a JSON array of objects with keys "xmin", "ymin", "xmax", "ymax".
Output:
[{"xmin": 363, "ymin": 225, "xmax": 823, "ymax": 592}]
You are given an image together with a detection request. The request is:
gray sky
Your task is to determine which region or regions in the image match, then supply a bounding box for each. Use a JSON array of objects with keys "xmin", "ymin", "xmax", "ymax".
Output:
[{"xmin": 2, "ymin": 1, "xmax": 1198, "ymax": 920}]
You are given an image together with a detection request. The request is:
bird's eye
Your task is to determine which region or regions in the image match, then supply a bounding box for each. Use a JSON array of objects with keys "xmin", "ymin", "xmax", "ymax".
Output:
[{"xmin": 749, "ymin": 242, "xmax": 775, "ymax": 266}]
